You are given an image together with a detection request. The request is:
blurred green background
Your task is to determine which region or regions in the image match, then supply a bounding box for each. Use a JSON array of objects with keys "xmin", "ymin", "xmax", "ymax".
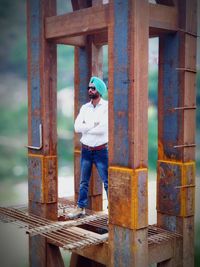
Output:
[{"xmin": 0, "ymin": 0, "xmax": 199, "ymax": 267}]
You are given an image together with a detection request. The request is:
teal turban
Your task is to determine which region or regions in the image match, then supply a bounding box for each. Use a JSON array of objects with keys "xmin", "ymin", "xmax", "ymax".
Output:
[{"xmin": 89, "ymin": 76, "xmax": 107, "ymax": 98}]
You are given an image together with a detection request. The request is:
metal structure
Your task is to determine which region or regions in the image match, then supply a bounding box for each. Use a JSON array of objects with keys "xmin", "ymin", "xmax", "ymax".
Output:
[{"xmin": 0, "ymin": 0, "xmax": 197, "ymax": 266}]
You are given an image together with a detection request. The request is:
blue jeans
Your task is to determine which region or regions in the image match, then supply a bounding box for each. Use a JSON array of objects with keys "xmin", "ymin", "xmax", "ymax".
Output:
[{"xmin": 77, "ymin": 147, "xmax": 108, "ymax": 208}]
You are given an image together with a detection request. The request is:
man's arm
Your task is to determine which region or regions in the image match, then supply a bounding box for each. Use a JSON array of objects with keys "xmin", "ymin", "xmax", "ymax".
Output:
[
  {"xmin": 87, "ymin": 109, "xmax": 108, "ymax": 135},
  {"xmin": 74, "ymin": 106, "xmax": 94, "ymax": 133}
]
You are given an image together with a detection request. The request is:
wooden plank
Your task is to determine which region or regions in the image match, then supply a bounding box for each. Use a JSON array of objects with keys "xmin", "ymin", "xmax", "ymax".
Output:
[
  {"xmin": 45, "ymin": 4, "xmax": 109, "ymax": 39},
  {"xmin": 45, "ymin": 3, "xmax": 178, "ymax": 40}
]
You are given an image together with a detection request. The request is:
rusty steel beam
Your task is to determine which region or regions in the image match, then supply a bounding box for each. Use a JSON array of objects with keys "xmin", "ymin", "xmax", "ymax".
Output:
[
  {"xmin": 157, "ymin": 0, "xmax": 197, "ymax": 266},
  {"xmin": 27, "ymin": 0, "xmax": 64, "ymax": 266},
  {"xmin": 45, "ymin": 3, "xmax": 178, "ymax": 41},
  {"xmin": 52, "ymin": 36, "xmax": 86, "ymax": 46},
  {"xmin": 108, "ymin": 0, "xmax": 149, "ymax": 266},
  {"xmin": 46, "ymin": 4, "xmax": 109, "ymax": 39},
  {"xmin": 149, "ymin": 3, "xmax": 178, "ymax": 36}
]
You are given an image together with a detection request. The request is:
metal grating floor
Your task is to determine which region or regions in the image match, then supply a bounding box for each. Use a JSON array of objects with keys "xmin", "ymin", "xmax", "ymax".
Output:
[{"xmin": 0, "ymin": 200, "xmax": 182, "ymax": 251}]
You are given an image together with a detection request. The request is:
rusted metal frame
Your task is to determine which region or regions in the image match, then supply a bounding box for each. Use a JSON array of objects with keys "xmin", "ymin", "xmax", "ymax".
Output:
[
  {"xmin": 157, "ymin": 161, "xmax": 195, "ymax": 217},
  {"xmin": 108, "ymin": 0, "xmax": 149, "ymax": 266},
  {"xmin": 51, "ymin": 32, "xmax": 107, "ymax": 47},
  {"xmin": 157, "ymin": 20, "xmax": 196, "ymax": 260},
  {"xmin": 27, "ymin": 0, "xmax": 58, "ymax": 213},
  {"xmin": 28, "ymin": 214, "xmax": 108, "ymax": 236},
  {"xmin": 45, "ymin": 227, "xmax": 107, "ymax": 251},
  {"xmin": 45, "ymin": 4, "xmax": 109, "ymax": 39},
  {"xmin": 28, "ymin": 0, "xmax": 57, "ymax": 157},
  {"xmin": 52, "ymin": 36, "xmax": 86, "ymax": 46},
  {"xmin": 149, "ymin": 239, "xmax": 174, "ymax": 265},
  {"xmin": 32, "ymin": 225, "xmax": 107, "ymax": 251},
  {"xmin": 148, "ymin": 224, "xmax": 182, "ymax": 265},
  {"xmin": 157, "ymin": 0, "xmax": 197, "ymax": 160},
  {"xmin": 173, "ymin": 144, "xmax": 196, "ymax": 148},
  {"xmin": 178, "ymin": 28, "xmax": 199, "ymax": 37},
  {"xmin": 173, "ymin": 106, "xmax": 197, "ymax": 110},
  {"xmin": 71, "ymin": 241, "xmax": 108, "ymax": 266},
  {"xmin": 45, "ymin": 3, "xmax": 178, "ymax": 42},
  {"xmin": 158, "ymin": 33, "xmax": 183, "ymax": 160},
  {"xmin": 109, "ymin": 0, "xmax": 149, "ymax": 168},
  {"xmin": 0, "ymin": 208, "xmax": 108, "ymax": 251},
  {"xmin": 27, "ymin": 0, "xmax": 63, "ymax": 266},
  {"xmin": 176, "ymin": 67, "xmax": 197, "ymax": 73},
  {"xmin": 0, "ymin": 208, "xmax": 49, "ymax": 228},
  {"xmin": 26, "ymin": 123, "xmax": 43, "ymax": 150},
  {"xmin": 149, "ymin": 3, "xmax": 178, "ymax": 35}
]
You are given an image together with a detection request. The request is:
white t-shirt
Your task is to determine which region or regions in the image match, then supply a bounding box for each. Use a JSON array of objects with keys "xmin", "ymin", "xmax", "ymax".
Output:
[{"xmin": 74, "ymin": 98, "xmax": 108, "ymax": 147}]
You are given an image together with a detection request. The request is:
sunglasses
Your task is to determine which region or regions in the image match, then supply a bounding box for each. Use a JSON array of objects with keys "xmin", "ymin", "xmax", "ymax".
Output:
[{"xmin": 87, "ymin": 86, "xmax": 96, "ymax": 91}]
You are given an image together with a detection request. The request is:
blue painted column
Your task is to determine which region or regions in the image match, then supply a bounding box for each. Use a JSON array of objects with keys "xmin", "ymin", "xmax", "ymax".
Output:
[
  {"xmin": 108, "ymin": 0, "xmax": 149, "ymax": 266},
  {"xmin": 27, "ymin": 0, "xmax": 64, "ymax": 266},
  {"xmin": 157, "ymin": 1, "xmax": 197, "ymax": 266}
]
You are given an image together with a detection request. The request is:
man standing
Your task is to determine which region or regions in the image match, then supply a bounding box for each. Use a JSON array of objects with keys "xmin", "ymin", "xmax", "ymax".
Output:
[{"xmin": 68, "ymin": 76, "xmax": 108, "ymax": 219}]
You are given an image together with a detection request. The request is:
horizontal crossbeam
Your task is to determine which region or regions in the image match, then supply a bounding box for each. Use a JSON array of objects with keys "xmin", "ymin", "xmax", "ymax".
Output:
[
  {"xmin": 45, "ymin": 3, "xmax": 178, "ymax": 44},
  {"xmin": 45, "ymin": 4, "xmax": 109, "ymax": 40}
]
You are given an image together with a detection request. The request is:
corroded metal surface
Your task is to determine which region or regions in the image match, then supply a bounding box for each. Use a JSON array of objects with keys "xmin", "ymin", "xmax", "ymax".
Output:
[
  {"xmin": 0, "ymin": 205, "xmax": 182, "ymax": 250},
  {"xmin": 28, "ymin": 154, "xmax": 57, "ymax": 203},
  {"xmin": 109, "ymin": 166, "xmax": 148, "ymax": 229},
  {"xmin": 157, "ymin": 160, "xmax": 195, "ymax": 216}
]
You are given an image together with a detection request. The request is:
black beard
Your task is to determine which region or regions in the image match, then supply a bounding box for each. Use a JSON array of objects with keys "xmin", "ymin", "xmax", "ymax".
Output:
[{"xmin": 88, "ymin": 92, "xmax": 99, "ymax": 99}]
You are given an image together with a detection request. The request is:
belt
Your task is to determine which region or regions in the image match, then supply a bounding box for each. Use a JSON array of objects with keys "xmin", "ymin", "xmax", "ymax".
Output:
[{"xmin": 82, "ymin": 143, "xmax": 108, "ymax": 151}]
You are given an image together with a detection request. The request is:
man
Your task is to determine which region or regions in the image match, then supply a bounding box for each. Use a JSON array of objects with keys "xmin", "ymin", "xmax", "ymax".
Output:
[{"xmin": 68, "ymin": 76, "xmax": 108, "ymax": 219}]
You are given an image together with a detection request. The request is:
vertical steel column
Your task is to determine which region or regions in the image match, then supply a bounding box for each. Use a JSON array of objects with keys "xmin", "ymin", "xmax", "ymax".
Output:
[
  {"xmin": 27, "ymin": 0, "xmax": 64, "ymax": 266},
  {"xmin": 108, "ymin": 0, "xmax": 149, "ymax": 266},
  {"xmin": 157, "ymin": 0, "xmax": 197, "ymax": 266}
]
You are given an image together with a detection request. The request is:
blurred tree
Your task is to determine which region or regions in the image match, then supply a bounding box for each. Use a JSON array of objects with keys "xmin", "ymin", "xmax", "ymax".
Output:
[{"xmin": 0, "ymin": 0, "xmax": 27, "ymax": 77}]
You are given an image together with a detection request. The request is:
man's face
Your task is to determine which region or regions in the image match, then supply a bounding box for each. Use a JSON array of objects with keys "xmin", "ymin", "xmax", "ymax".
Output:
[{"xmin": 88, "ymin": 83, "xmax": 100, "ymax": 99}]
